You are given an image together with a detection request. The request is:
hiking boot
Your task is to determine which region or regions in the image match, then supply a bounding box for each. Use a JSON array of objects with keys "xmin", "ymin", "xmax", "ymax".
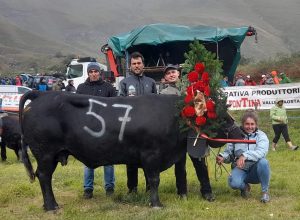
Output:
[
  {"xmin": 106, "ymin": 188, "xmax": 114, "ymax": 196},
  {"xmin": 240, "ymin": 184, "xmax": 251, "ymax": 198},
  {"xmin": 83, "ymin": 189, "xmax": 93, "ymax": 199},
  {"xmin": 289, "ymin": 146, "xmax": 299, "ymax": 151},
  {"xmin": 260, "ymin": 192, "xmax": 270, "ymax": 203},
  {"xmin": 202, "ymin": 192, "xmax": 215, "ymax": 202}
]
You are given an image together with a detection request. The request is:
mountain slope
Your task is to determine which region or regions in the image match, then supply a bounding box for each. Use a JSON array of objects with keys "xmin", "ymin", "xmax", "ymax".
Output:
[{"xmin": 0, "ymin": 0, "xmax": 299, "ymax": 72}]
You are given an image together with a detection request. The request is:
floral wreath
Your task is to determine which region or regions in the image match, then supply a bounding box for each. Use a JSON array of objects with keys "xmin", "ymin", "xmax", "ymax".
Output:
[{"xmin": 178, "ymin": 40, "xmax": 228, "ymax": 136}]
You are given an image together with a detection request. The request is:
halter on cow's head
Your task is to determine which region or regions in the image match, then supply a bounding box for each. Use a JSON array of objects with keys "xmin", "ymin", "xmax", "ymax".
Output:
[{"xmin": 207, "ymin": 112, "xmax": 244, "ymax": 148}]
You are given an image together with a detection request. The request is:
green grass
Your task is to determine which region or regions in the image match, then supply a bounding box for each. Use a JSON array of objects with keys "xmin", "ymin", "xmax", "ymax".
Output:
[{"xmin": 0, "ymin": 110, "xmax": 299, "ymax": 219}]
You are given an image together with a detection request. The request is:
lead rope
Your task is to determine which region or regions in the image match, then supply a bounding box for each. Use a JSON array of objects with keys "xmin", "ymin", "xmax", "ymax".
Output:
[{"xmin": 210, "ymin": 147, "xmax": 231, "ymax": 181}]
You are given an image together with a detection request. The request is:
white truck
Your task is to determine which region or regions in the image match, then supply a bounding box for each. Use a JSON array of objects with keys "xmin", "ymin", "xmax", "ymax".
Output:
[{"xmin": 64, "ymin": 57, "xmax": 107, "ymax": 89}]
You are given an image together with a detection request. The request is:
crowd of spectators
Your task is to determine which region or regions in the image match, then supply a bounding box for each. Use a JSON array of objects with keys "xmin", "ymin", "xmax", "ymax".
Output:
[
  {"xmin": 0, "ymin": 75, "xmax": 23, "ymax": 86},
  {"xmin": 220, "ymin": 70, "xmax": 293, "ymax": 87}
]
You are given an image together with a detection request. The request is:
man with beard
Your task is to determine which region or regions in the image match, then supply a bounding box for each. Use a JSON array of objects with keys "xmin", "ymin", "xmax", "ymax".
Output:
[{"xmin": 119, "ymin": 52, "xmax": 157, "ymax": 193}]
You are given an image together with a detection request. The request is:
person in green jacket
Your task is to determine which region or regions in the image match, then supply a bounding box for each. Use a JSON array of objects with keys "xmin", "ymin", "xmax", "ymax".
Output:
[
  {"xmin": 279, "ymin": 72, "xmax": 292, "ymax": 84},
  {"xmin": 270, "ymin": 98, "xmax": 298, "ymax": 151}
]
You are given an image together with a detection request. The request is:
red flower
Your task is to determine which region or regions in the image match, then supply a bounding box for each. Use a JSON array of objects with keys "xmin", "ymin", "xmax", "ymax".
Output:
[
  {"xmin": 182, "ymin": 106, "xmax": 196, "ymax": 117},
  {"xmin": 184, "ymin": 95, "xmax": 193, "ymax": 104},
  {"xmin": 186, "ymin": 85, "xmax": 194, "ymax": 96},
  {"xmin": 194, "ymin": 62, "xmax": 205, "ymax": 74},
  {"xmin": 201, "ymin": 72, "xmax": 210, "ymax": 84},
  {"xmin": 204, "ymin": 86, "xmax": 210, "ymax": 96},
  {"xmin": 206, "ymin": 100, "xmax": 215, "ymax": 111},
  {"xmin": 207, "ymin": 111, "xmax": 217, "ymax": 119},
  {"xmin": 195, "ymin": 116, "xmax": 206, "ymax": 126},
  {"xmin": 193, "ymin": 80, "xmax": 205, "ymax": 92},
  {"xmin": 187, "ymin": 71, "xmax": 199, "ymax": 83}
]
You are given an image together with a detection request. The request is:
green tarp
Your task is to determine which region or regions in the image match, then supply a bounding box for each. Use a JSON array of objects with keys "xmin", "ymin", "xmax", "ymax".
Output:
[{"xmin": 107, "ymin": 23, "xmax": 249, "ymax": 81}]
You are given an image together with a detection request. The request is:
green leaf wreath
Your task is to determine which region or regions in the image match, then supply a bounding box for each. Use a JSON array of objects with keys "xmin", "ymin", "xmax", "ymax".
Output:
[{"xmin": 177, "ymin": 40, "xmax": 228, "ymax": 137}]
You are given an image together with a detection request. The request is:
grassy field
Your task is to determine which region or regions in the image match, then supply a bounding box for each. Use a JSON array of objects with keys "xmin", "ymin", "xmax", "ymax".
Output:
[{"xmin": 0, "ymin": 110, "xmax": 299, "ymax": 220}]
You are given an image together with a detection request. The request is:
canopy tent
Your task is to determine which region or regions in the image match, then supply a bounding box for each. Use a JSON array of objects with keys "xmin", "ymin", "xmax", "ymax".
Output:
[{"xmin": 107, "ymin": 23, "xmax": 250, "ymax": 82}]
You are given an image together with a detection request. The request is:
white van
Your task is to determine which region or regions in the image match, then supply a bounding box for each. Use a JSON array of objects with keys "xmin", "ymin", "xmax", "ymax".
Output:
[{"xmin": 64, "ymin": 57, "xmax": 107, "ymax": 89}]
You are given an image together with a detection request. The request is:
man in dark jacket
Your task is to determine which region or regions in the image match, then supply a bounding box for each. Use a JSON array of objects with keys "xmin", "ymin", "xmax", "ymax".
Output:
[
  {"xmin": 119, "ymin": 52, "xmax": 157, "ymax": 193},
  {"xmin": 65, "ymin": 80, "xmax": 76, "ymax": 93},
  {"xmin": 160, "ymin": 64, "xmax": 215, "ymax": 201},
  {"xmin": 77, "ymin": 62, "xmax": 116, "ymax": 198}
]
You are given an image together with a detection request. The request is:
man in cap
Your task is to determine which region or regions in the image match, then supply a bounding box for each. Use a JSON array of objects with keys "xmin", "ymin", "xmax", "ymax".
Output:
[
  {"xmin": 259, "ymin": 74, "xmax": 266, "ymax": 85},
  {"xmin": 77, "ymin": 62, "xmax": 116, "ymax": 198},
  {"xmin": 244, "ymin": 75, "xmax": 257, "ymax": 86},
  {"xmin": 279, "ymin": 72, "xmax": 292, "ymax": 84},
  {"xmin": 119, "ymin": 52, "xmax": 157, "ymax": 193},
  {"xmin": 159, "ymin": 64, "xmax": 215, "ymax": 201},
  {"xmin": 159, "ymin": 64, "xmax": 181, "ymax": 95}
]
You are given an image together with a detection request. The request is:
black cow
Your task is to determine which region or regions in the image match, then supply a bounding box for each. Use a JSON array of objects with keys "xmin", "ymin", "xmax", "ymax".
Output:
[
  {"xmin": 1, "ymin": 114, "xmax": 22, "ymax": 161},
  {"xmin": 19, "ymin": 91, "xmax": 242, "ymax": 211}
]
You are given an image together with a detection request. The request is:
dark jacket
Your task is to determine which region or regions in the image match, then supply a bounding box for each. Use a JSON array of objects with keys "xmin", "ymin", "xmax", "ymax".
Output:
[
  {"xmin": 76, "ymin": 78, "xmax": 116, "ymax": 97},
  {"xmin": 65, "ymin": 84, "xmax": 76, "ymax": 93},
  {"xmin": 119, "ymin": 74, "xmax": 157, "ymax": 96}
]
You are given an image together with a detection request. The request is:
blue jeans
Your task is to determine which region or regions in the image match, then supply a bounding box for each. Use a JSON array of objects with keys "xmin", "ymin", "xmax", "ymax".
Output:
[
  {"xmin": 228, "ymin": 158, "xmax": 270, "ymax": 193},
  {"xmin": 84, "ymin": 165, "xmax": 115, "ymax": 191}
]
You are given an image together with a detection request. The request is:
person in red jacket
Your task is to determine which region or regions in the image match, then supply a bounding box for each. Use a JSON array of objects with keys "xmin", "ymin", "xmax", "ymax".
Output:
[
  {"xmin": 259, "ymin": 74, "xmax": 266, "ymax": 85},
  {"xmin": 15, "ymin": 75, "xmax": 22, "ymax": 86},
  {"xmin": 245, "ymin": 75, "xmax": 257, "ymax": 86}
]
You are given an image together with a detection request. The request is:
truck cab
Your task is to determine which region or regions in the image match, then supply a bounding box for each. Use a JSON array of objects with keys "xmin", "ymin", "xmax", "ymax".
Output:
[{"xmin": 65, "ymin": 57, "xmax": 107, "ymax": 89}]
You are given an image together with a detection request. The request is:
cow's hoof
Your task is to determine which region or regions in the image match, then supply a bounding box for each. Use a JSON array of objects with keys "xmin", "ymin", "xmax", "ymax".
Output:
[
  {"xmin": 150, "ymin": 202, "xmax": 163, "ymax": 209},
  {"xmin": 202, "ymin": 193, "xmax": 215, "ymax": 202},
  {"xmin": 43, "ymin": 204, "xmax": 59, "ymax": 212}
]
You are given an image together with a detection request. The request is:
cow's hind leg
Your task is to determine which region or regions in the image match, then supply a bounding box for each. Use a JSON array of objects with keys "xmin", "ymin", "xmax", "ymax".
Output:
[
  {"xmin": 14, "ymin": 148, "xmax": 20, "ymax": 161},
  {"xmin": 0, "ymin": 142, "xmax": 7, "ymax": 161},
  {"xmin": 145, "ymin": 169, "xmax": 162, "ymax": 208},
  {"xmin": 35, "ymin": 154, "xmax": 59, "ymax": 211}
]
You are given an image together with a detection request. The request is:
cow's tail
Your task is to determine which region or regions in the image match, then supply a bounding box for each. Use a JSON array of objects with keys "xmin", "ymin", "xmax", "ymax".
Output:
[{"xmin": 19, "ymin": 91, "xmax": 40, "ymax": 182}]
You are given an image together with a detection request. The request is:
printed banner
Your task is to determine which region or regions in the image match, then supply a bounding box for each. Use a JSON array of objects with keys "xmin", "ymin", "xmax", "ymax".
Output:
[
  {"xmin": 0, "ymin": 94, "xmax": 24, "ymax": 112},
  {"xmin": 222, "ymin": 82, "xmax": 300, "ymax": 110}
]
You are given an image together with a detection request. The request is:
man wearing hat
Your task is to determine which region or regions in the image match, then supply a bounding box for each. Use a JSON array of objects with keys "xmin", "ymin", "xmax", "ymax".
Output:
[
  {"xmin": 259, "ymin": 74, "xmax": 267, "ymax": 85},
  {"xmin": 279, "ymin": 72, "xmax": 292, "ymax": 84},
  {"xmin": 159, "ymin": 64, "xmax": 215, "ymax": 201},
  {"xmin": 159, "ymin": 64, "xmax": 181, "ymax": 95},
  {"xmin": 119, "ymin": 52, "xmax": 157, "ymax": 193},
  {"xmin": 77, "ymin": 62, "xmax": 116, "ymax": 198},
  {"xmin": 244, "ymin": 75, "xmax": 257, "ymax": 86}
]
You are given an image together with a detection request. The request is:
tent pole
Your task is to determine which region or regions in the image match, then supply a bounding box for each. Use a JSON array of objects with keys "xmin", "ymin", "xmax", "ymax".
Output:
[
  {"xmin": 216, "ymin": 27, "xmax": 219, "ymax": 60},
  {"xmin": 125, "ymin": 50, "xmax": 130, "ymax": 77}
]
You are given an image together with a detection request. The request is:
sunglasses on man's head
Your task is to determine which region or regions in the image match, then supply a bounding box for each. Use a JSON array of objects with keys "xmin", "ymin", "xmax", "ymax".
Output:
[{"xmin": 89, "ymin": 70, "xmax": 99, "ymax": 73}]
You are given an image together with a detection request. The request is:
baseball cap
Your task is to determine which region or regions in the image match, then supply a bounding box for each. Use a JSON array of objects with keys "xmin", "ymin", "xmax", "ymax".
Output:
[{"xmin": 164, "ymin": 64, "xmax": 179, "ymax": 74}]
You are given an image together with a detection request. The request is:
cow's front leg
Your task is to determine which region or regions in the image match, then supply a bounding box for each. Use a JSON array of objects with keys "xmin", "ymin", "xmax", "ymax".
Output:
[
  {"xmin": 146, "ymin": 171, "xmax": 162, "ymax": 208},
  {"xmin": 36, "ymin": 159, "xmax": 59, "ymax": 211}
]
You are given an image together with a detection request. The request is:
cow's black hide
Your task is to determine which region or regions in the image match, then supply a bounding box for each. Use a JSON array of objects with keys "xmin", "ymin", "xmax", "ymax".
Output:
[
  {"xmin": 19, "ymin": 91, "xmax": 241, "ymax": 211},
  {"xmin": 1, "ymin": 114, "xmax": 21, "ymax": 161}
]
